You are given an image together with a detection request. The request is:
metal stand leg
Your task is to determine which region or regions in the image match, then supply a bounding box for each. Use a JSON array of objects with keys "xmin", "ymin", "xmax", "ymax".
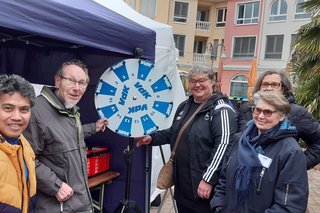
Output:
[
  {"xmin": 114, "ymin": 138, "xmax": 141, "ymax": 213},
  {"xmin": 91, "ymin": 183, "xmax": 105, "ymax": 213},
  {"xmin": 145, "ymin": 145, "xmax": 151, "ymax": 213}
]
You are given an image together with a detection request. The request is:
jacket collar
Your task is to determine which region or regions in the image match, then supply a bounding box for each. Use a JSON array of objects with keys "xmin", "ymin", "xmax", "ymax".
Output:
[
  {"xmin": 0, "ymin": 134, "xmax": 22, "ymax": 155},
  {"xmin": 40, "ymin": 86, "xmax": 79, "ymax": 116},
  {"xmin": 188, "ymin": 93, "xmax": 227, "ymax": 111},
  {"xmin": 245, "ymin": 119, "xmax": 297, "ymax": 147}
]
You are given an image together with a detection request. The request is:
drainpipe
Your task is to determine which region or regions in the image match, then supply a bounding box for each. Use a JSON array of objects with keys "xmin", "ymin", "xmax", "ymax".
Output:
[{"xmin": 256, "ymin": 0, "xmax": 266, "ymax": 69}]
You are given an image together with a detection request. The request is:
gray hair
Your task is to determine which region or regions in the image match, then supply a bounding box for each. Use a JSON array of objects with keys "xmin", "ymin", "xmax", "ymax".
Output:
[
  {"xmin": 253, "ymin": 91, "xmax": 290, "ymax": 115},
  {"xmin": 187, "ymin": 65, "xmax": 215, "ymax": 80},
  {"xmin": 253, "ymin": 70, "xmax": 292, "ymax": 97},
  {"xmin": 56, "ymin": 59, "xmax": 89, "ymax": 83},
  {"xmin": 0, "ymin": 74, "xmax": 36, "ymax": 107}
]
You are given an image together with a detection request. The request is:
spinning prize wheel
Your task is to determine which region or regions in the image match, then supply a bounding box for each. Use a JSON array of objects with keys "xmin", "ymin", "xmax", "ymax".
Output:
[{"xmin": 95, "ymin": 59, "xmax": 175, "ymax": 138}]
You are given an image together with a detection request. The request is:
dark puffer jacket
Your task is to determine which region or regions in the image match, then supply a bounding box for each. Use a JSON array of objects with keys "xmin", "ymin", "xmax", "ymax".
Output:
[{"xmin": 237, "ymin": 93, "xmax": 320, "ymax": 169}]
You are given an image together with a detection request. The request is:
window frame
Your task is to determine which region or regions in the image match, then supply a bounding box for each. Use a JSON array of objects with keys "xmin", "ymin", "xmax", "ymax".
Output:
[
  {"xmin": 173, "ymin": 1, "xmax": 189, "ymax": 23},
  {"xmin": 294, "ymin": 0, "xmax": 311, "ymax": 20},
  {"xmin": 174, "ymin": 34, "xmax": 186, "ymax": 57},
  {"xmin": 290, "ymin": 34, "xmax": 297, "ymax": 53},
  {"xmin": 232, "ymin": 36, "xmax": 256, "ymax": 59},
  {"xmin": 229, "ymin": 74, "xmax": 248, "ymax": 98},
  {"xmin": 265, "ymin": 35, "xmax": 284, "ymax": 59},
  {"xmin": 216, "ymin": 8, "xmax": 227, "ymax": 27},
  {"xmin": 269, "ymin": 0, "xmax": 287, "ymax": 22},
  {"xmin": 236, "ymin": 1, "xmax": 260, "ymax": 25}
]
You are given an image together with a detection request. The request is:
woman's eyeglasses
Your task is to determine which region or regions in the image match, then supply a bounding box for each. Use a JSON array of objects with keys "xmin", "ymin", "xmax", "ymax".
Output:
[
  {"xmin": 253, "ymin": 107, "xmax": 277, "ymax": 117},
  {"xmin": 189, "ymin": 78, "xmax": 209, "ymax": 84},
  {"xmin": 260, "ymin": 82, "xmax": 282, "ymax": 89}
]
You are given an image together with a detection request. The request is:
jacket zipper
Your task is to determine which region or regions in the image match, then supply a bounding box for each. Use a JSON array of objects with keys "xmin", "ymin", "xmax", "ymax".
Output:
[
  {"xmin": 226, "ymin": 156, "xmax": 232, "ymax": 165},
  {"xmin": 17, "ymin": 150, "xmax": 24, "ymax": 211},
  {"xmin": 256, "ymin": 167, "xmax": 266, "ymax": 192},
  {"xmin": 21, "ymin": 142, "xmax": 30, "ymax": 213},
  {"xmin": 284, "ymin": 184, "xmax": 290, "ymax": 205},
  {"xmin": 60, "ymin": 202, "xmax": 64, "ymax": 212}
]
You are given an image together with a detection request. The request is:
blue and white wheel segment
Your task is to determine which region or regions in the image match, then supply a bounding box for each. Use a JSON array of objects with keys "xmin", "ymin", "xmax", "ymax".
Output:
[{"xmin": 95, "ymin": 59, "xmax": 174, "ymax": 138}]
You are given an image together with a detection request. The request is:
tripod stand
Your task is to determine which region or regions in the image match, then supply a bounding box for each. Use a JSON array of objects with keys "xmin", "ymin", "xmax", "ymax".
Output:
[{"xmin": 114, "ymin": 137, "xmax": 141, "ymax": 213}]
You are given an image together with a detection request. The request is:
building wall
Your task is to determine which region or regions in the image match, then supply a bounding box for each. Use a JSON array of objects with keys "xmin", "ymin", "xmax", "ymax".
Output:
[
  {"xmin": 143, "ymin": 0, "xmax": 227, "ymax": 73},
  {"xmin": 208, "ymin": 1, "xmax": 227, "ymax": 69},
  {"xmin": 172, "ymin": 0, "xmax": 198, "ymax": 70},
  {"xmin": 259, "ymin": 0, "xmax": 310, "ymax": 72},
  {"xmin": 154, "ymin": 0, "xmax": 171, "ymax": 23},
  {"xmin": 211, "ymin": 2, "xmax": 226, "ymax": 42},
  {"xmin": 221, "ymin": 0, "xmax": 262, "ymax": 96},
  {"xmin": 125, "ymin": 0, "xmax": 311, "ymax": 98}
]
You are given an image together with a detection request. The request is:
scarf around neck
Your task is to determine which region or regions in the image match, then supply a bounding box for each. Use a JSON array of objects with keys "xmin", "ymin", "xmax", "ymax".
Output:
[
  {"xmin": 235, "ymin": 120, "xmax": 285, "ymax": 208},
  {"xmin": 235, "ymin": 122, "xmax": 262, "ymax": 207}
]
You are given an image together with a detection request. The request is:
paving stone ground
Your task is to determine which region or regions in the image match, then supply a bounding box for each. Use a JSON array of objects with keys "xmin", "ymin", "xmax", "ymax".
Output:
[{"xmin": 307, "ymin": 165, "xmax": 320, "ymax": 213}]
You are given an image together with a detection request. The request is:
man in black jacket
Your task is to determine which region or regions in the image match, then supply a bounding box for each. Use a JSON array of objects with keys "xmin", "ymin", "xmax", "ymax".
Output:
[{"xmin": 238, "ymin": 70, "xmax": 320, "ymax": 169}]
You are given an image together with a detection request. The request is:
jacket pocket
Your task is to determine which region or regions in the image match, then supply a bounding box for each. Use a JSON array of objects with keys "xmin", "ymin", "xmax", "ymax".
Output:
[{"xmin": 280, "ymin": 182, "xmax": 308, "ymax": 209}]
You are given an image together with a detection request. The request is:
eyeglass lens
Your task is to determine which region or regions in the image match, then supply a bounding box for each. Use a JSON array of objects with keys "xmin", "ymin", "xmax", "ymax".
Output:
[
  {"xmin": 190, "ymin": 78, "xmax": 209, "ymax": 84},
  {"xmin": 253, "ymin": 107, "xmax": 276, "ymax": 117},
  {"xmin": 261, "ymin": 82, "xmax": 281, "ymax": 89},
  {"xmin": 61, "ymin": 76, "xmax": 87, "ymax": 88}
]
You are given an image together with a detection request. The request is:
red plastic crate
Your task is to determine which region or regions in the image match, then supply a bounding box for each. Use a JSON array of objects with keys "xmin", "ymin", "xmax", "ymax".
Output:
[{"xmin": 87, "ymin": 147, "xmax": 110, "ymax": 177}]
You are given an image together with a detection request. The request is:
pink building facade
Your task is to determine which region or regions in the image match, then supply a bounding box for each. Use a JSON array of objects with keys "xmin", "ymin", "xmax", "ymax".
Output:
[{"xmin": 220, "ymin": 0, "xmax": 263, "ymax": 99}]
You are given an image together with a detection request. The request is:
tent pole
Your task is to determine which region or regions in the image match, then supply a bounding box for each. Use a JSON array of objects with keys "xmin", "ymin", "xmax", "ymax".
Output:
[{"xmin": 145, "ymin": 145, "xmax": 151, "ymax": 213}]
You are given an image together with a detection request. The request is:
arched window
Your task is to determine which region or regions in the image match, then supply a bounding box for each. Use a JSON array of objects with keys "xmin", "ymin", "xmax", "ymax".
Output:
[
  {"xmin": 230, "ymin": 75, "xmax": 248, "ymax": 98},
  {"xmin": 295, "ymin": 0, "xmax": 311, "ymax": 20},
  {"xmin": 269, "ymin": 0, "xmax": 287, "ymax": 22}
]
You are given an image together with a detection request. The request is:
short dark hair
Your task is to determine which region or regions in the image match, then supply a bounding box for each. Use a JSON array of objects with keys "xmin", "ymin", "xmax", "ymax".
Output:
[
  {"xmin": 56, "ymin": 59, "xmax": 89, "ymax": 83},
  {"xmin": 0, "ymin": 74, "xmax": 36, "ymax": 107},
  {"xmin": 253, "ymin": 70, "xmax": 292, "ymax": 97}
]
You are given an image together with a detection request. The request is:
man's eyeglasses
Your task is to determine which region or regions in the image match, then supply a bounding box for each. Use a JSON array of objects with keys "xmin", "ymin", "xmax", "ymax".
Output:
[
  {"xmin": 253, "ymin": 107, "xmax": 277, "ymax": 117},
  {"xmin": 190, "ymin": 78, "xmax": 210, "ymax": 84},
  {"xmin": 60, "ymin": 76, "xmax": 88, "ymax": 89},
  {"xmin": 260, "ymin": 82, "xmax": 282, "ymax": 89}
]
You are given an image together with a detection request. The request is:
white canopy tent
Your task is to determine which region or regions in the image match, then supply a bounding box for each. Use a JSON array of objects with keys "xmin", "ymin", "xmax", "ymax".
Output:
[{"xmin": 95, "ymin": 0, "xmax": 186, "ymax": 203}]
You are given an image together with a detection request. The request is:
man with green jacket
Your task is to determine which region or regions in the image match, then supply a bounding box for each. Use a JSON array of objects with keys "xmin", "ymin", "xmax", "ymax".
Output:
[{"xmin": 24, "ymin": 59, "xmax": 108, "ymax": 213}]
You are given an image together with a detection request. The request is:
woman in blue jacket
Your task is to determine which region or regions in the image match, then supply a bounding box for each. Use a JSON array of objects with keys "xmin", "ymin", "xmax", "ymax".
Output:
[{"xmin": 211, "ymin": 91, "xmax": 308, "ymax": 213}]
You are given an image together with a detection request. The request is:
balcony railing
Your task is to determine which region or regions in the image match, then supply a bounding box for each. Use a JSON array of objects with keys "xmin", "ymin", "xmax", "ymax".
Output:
[
  {"xmin": 193, "ymin": 53, "xmax": 211, "ymax": 64},
  {"xmin": 196, "ymin": 21, "xmax": 210, "ymax": 31}
]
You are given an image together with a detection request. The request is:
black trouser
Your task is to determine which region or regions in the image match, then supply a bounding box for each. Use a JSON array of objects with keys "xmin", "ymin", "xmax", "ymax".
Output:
[{"xmin": 176, "ymin": 201, "xmax": 211, "ymax": 213}]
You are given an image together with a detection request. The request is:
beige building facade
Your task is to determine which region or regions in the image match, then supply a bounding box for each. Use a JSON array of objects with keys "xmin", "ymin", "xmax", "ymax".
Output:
[
  {"xmin": 124, "ymin": 0, "xmax": 311, "ymax": 100},
  {"xmin": 124, "ymin": 0, "xmax": 227, "ymax": 94}
]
